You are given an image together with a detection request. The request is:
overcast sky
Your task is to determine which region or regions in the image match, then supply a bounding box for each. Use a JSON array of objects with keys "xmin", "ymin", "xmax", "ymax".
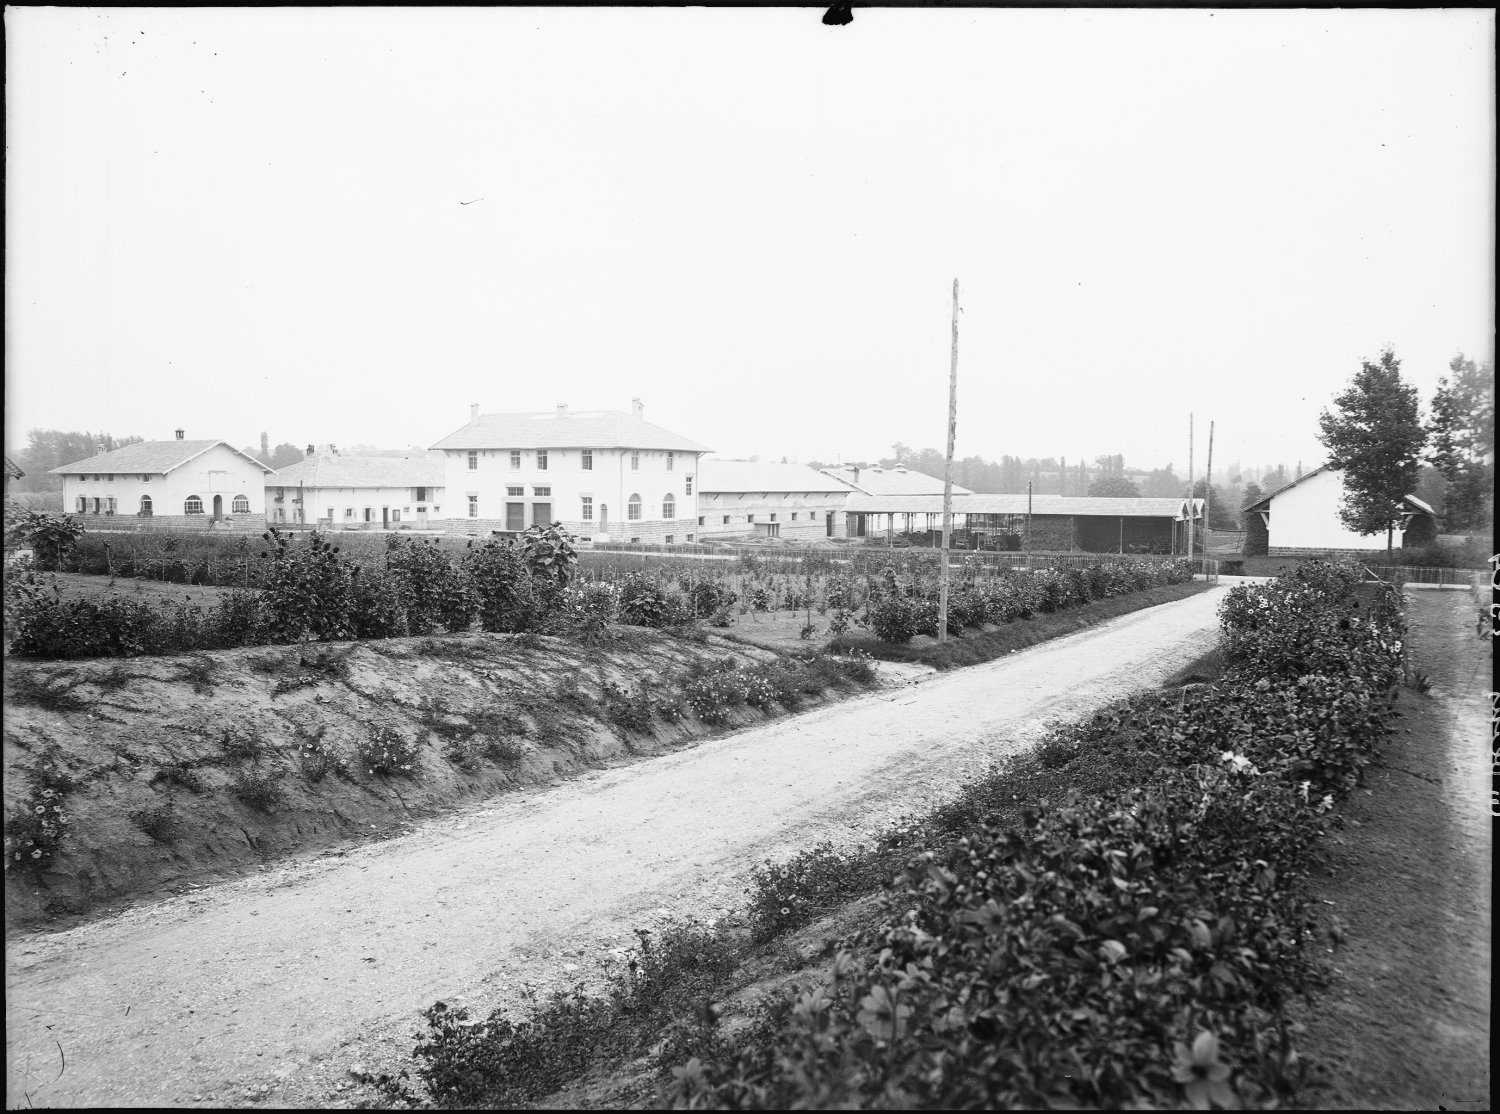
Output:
[{"xmin": 5, "ymin": 8, "xmax": 1493, "ymax": 478}]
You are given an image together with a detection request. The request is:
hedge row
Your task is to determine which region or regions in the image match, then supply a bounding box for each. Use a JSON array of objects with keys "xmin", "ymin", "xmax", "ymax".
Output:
[{"xmin": 663, "ymin": 560, "xmax": 1405, "ymax": 1109}]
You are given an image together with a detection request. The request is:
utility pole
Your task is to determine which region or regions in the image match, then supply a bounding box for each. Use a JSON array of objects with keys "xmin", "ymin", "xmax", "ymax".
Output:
[
  {"xmin": 1186, "ymin": 413, "xmax": 1195, "ymax": 566},
  {"xmin": 1025, "ymin": 480, "xmax": 1033, "ymax": 566},
  {"xmin": 1202, "ymin": 420, "xmax": 1215, "ymax": 576},
  {"xmin": 938, "ymin": 278, "xmax": 959, "ymax": 643}
]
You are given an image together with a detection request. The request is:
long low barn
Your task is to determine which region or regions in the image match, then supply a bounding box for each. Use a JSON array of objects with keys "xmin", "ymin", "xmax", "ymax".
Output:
[{"xmin": 843, "ymin": 493, "xmax": 1204, "ymax": 554}]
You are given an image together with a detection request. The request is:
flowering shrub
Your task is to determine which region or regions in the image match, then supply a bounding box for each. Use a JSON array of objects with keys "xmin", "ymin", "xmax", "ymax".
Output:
[
  {"xmin": 617, "ymin": 572, "xmax": 692, "ymax": 628},
  {"xmin": 384, "ymin": 536, "xmax": 475, "ymax": 635},
  {"xmin": 357, "ymin": 724, "xmax": 421, "ymax": 776},
  {"xmin": 4, "ymin": 781, "xmax": 70, "ymax": 874}
]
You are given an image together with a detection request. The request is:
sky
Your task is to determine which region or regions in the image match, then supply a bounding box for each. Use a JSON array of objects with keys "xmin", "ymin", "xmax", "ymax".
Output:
[{"xmin": 5, "ymin": 7, "xmax": 1494, "ymax": 480}]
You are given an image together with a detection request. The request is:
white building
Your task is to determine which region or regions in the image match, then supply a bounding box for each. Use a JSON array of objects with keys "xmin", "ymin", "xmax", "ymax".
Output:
[
  {"xmin": 50, "ymin": 432, "xmax": 272, "ymax": 530},
  {"xmin": 430, "ymin": 400, "xmax": 710, "ymax": 544},
  {"xmin": 1244, "ymin": 465, "xmax": 1437, "ymax": 555},
  {"xmin": 820, "ymin": 463, "xmax": 972, "ymax": 497},
  {"xmin": 266, "ymin": 450, "xmax": 447, "ymax": 530},
  {"xmin": 696, "ymin": 459, "xmax": 852, "ymax": 540}
]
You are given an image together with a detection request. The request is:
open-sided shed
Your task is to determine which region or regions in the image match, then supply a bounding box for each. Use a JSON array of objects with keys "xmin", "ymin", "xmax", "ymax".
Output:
[{"xmin": 842, "ymin": 493, "xmax": 1203, "ymax": 553}]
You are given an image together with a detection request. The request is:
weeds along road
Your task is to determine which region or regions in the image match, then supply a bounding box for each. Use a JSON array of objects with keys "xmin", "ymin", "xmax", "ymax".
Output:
[{"xmin": 6, "ymin": 586, "xmax": 1230, "ymax": 1108}]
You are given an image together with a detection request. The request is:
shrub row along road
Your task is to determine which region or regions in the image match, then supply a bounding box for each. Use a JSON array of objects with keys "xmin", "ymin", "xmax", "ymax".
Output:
[{"xmin": 6, "ymin": 587, "xmax": 1231, "ymax": 1109}]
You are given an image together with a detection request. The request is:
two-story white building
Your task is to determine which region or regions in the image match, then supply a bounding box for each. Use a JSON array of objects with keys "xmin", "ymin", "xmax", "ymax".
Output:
[
  {"xmin": 267, "ymin": 449, "xmax": 447, "ymax": 530},
  {"xmin": 430, "ymin": 400, "xmax": 711, "ymax": 544},
  {"xmin": 50, "ymin": 431, "xmax": 273, "ymax": 530}
]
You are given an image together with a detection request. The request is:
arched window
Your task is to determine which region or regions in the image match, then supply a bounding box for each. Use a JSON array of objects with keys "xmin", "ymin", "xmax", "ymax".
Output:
[
  {"xmin": 140, "ymin": 495, "xmax": 153, "ymax": 516},
  {"xmin": 232, "ymin": 494, "xmax": 250, "ymax": 514},
  {"xmin": 662, "ymin": 493, "xmax": 676, "ymax": 519},
  {"xmin": 627, "ymin": 493, "xmax": 642, "ymax": 521},
  {"xmin": 184, "ymin": 495, "xmax": 204, "ymax": 515}
]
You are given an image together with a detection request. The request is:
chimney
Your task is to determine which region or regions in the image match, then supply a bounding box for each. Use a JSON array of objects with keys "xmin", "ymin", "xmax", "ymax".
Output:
[
  {"xmin": 631, "ymin": 397, "xmax": 643, "ymax": 420},
  {"xmin": 852, "ymin": 465, "xmax": 860, "ymax": 484},
  {"xmin": 175, "ymin": 428, "xmax": 184, "ymax": 440},
  {"xmin": 470, "ymin": 402, "xmax": 479, "ymax": 422},
  {"xmin": 556, "ymin": 403, "xmax": 568, "ymax": 418},
  {"xmin": 305, "ymin": 444, "xmax": 316, "ymax": 458}
]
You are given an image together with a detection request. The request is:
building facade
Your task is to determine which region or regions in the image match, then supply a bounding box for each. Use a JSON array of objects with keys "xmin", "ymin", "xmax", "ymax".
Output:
[
  {"xmin": 267, "ymin": 451, "xmax": 447, "ymax": 530},
  {"xmin": 1243, "ymin": 466, "xmax": 1436, "ymax": 556},
  {"xmin": 50, "ymin": 434, "xmax": 272, "ymax": 531},
  {"xmin": 695, "ymin": 459, "xmax": 851, "ymax": 540},
  {"xmin": 430, "ymin": 401, "xmax": 710, "ymax": 544}
]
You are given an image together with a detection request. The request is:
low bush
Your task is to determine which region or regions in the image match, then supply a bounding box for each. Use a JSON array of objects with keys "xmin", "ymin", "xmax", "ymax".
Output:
[
  {"xmin": 358, "ymin": 724, "xmax": 421, "ymax": 776},
  {"xmin": 232, "ymin": 772, "xmax": 287, "ymax": 812},
  {"xmin": 130, "ymin": 804, "xmax": 182, "ymax": 844}
]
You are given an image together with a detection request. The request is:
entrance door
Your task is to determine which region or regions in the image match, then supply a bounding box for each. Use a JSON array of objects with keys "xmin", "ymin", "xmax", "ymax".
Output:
[
  {"xmin": 825, "ymin": 511, "xmax": 834, "ymax": 538},
  {"xmin": 382, "ymin": 507, "xmax": 389, "ymax": 529},
  {"xmin": 532, "ymin": 502, "xmax": 551, "ymax": 528},
  {"xmin": 212, "ymin": 495, "xmax": 223, "ymax": 521},
  {"xmin": 599, "ymin": 504, "xmax": 608, "ymax": 536}
]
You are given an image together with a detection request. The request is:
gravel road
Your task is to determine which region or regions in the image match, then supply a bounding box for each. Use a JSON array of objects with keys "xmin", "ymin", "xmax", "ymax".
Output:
[{"xmin": 5, "ymin": 586, "xmax": 1228, "ymax": 1108}]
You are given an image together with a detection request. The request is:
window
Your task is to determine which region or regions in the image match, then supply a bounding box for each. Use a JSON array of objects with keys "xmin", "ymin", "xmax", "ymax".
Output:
[
  {"xmin": 747, "ymin": 514, "xmax": 755, "ymax": 523},
  {"xmin": 467, "ymin": 451, "xmax": 478, "ymax": 471},
  {"xmin": 666, "ymin": 452, "xmax": 675, "ymax": 471},
  {"xmin": 581, "ymin": 497, "xmax": 593, "ymax": 521},
  {"xmin": 434, "ymin": 505, "xmax": 441, "ymax": 513},
  {"xmin": 76, "ymin": 496, "xmax": 86, "ymax": 513},
  {"xmin": 507, "ymin": 486, "xmax": 524, "ymax": 497},
  {"xmin": 533, "ymin": 486, "xmax": 551, "ymax": 497},
  {"xmin": 791, "ymin": 512, "xmax": 798, "ymax": 520},
  {"xmin": 536, "ymin": 450, "xmax": 548, "ymax": 470},
  {"xmin": 232, "ymin": 495, "xmax": 250, "ymax": 514},
  {"xmin": 685, "ymin": 476, "xmax": 693, "ymax": 495},
  {"xmin": 184, "ymin": 496, "xmax": 204, "ymax": 515},
  {"xmin": 326, "ymin": 507, "xmax": 334, "ymax": 521},
  {"xmin": 141, "ymin": 474, "xmax": 151, "ymax": 483},
  {"xmin": 346, "ymin": 507, "xmax": 355, "ymax": 519},
  {"xmin": 663, "ymin": 493, "xmax": 676, "ymax": 519},
  {"xmin": 630, "ymin": 537, "xmax": 640, "ymax": 544},
  {"xmin": 686, "ymin": 534, "xmax": 695, "ymax": 542},
  {"xmin": 416, "ymin": 487, "xmax": 429, "ymax": 502},
  {"xmin": 722, "ymin": 515, "xmax": 730, "ymax": 524},
  {"xmin": 105, "ymin": 497, "xmax": 117, "ymax": 515},
  {"xmin": 509, "ymin": 450, "xmax": 522, "ymax": 469},
  {"xmin": 364, "ymin": 508, "xmax": 374, "ymax": 522},
  {"xmin": 582, "ymin": 450, "xmax": 593, "ymax": 471},
  {"xmin": 698, "ymin": 516, "xmax": 705, "ymax": 526},
  {"xmin": 665, "ymin": 535, "xmax": 675, "ymax": 545},
  {"xmin": 140, "ymin": 495, "xmax": 153, "ymax": 516},
  {"xmin": 468, "ymin": 495, "xmax": 479, "ymax": 519},
  {"xmin": 630, "ymin": 451, "xmax": 640, "ymax": 471},
  {"xmin": 392, "ymin": 509, "xmax": 401, "ymax": 522},
  {"xmin": 106, "ymin": 473, "xmax": 114, "ymax": 482},
  {"xmin": 628, "ymin": 494, "xmax": 642, "ymax": 521}
]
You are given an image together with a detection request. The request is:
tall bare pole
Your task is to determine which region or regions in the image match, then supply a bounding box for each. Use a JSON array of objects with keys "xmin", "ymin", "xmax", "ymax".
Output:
[
  {"xmin": 938, "ymin": 278, "xmax": 960, "ymax": 643},
  {"xmin": 1202, "ymin": 420, "xmax": 1215, "ymax": 576},
  {"xmin": 1186, "ymin": 413, "xmax": 1195, "ymax": 566}
]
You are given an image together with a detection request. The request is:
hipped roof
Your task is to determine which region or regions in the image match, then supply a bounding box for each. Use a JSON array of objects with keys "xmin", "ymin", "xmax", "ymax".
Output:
[
  {"xmin": 698, "ymin": 458, "xmax": 851, "ymax": 494},
  {"xmin": 431, "ymin": 410, "xmax": 709, "ymax": 453},
  {"xmin": 270, "ymin": 454, "xmax": 445, "ymax": 490},
  {"xmin": 50, "ymin": 440, "xmax": 274, "ymax": 476}
]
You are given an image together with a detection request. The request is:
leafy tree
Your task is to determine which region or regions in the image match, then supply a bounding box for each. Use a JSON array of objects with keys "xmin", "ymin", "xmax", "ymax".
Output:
[
  {"xmin": 1140, "ymin": 465, "xmax": 1182, "ymax": 498},
  {"xmin": 1189, "ymin": 479, "xmax": 1237, "ymax": 531},
  {"xmin": 1087, "ymin": 476, "xmax": 1141, "ymax": 498},
  {"xmin": 268, "ymin": 443, "xmax": 305, "ymax": 470},
  {"xmin": 1426, "ymin": 352, "xmax": 1494, "ymax": 534},
  {"xmin": 1241, "ymin": 483, "xmax": 1264, "ymax": 510},
  {"xmin": 1317, "ymin": 347, "xmax": 1427, "ymax": 554},
  {"xmin": 14, "ymin": 429, "xmax": 144, "ymax": 492}
]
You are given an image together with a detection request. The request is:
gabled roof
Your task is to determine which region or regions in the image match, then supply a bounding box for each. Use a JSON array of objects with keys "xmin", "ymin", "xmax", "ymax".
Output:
[
  {"xmin": 843, "ymin": 493, "xmax": 1202, "ymax": 519},
  {"xmin": 820, "ymin": 465, "xmax": 972, "ymax": 497},
  {"xmin": 269, "ymin": 454, "xmax": 446, "ymax": 490},
  {"xmin": 698, "ymin": 458, "xmax": 851, "ymax": 494},
  {"xmin": 49, "ymin": 440, "xmax": 274, "ymax": 476},
  {"xmin": 1244, "ymin": 464, "xmax": 1432, "ymax": 515},
  {"xmin": 431, "ymin": 410, "xmax": 710, "ymax": 453}
]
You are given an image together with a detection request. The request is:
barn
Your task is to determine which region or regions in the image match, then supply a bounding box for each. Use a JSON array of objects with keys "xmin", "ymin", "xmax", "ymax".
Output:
[{"xmin": 1242, "ymin": 465, "xmax": 1436, "ymax": 556}]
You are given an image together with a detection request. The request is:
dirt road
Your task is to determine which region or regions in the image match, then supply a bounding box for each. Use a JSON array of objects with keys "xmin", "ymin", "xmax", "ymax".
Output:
[{"xmin": 6, "ymin": 587, "xmax": 1228, "ymax": 1108}]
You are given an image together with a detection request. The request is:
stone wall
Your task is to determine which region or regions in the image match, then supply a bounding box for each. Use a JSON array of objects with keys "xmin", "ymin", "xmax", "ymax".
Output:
[{"xmin": 75, "ymin": 513, "xmax": 267, "ymax": 533}]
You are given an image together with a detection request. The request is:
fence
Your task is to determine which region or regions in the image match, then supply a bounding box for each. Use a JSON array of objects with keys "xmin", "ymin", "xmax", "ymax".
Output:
[{"xmin": 1360, "ymin": 564, "xmax": 1486, "ymax": 591}]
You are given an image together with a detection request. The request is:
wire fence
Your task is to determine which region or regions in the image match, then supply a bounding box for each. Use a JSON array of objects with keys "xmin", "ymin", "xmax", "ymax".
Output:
[{"xmin": 1359, "ymin": 564, "xmax": 1487, "ymax": 591}]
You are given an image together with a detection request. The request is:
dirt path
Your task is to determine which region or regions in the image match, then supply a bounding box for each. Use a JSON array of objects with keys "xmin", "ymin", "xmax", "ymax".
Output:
[{"xmin": 5, "ymin": 587, "xmax": 1228, "ymax": 1108}]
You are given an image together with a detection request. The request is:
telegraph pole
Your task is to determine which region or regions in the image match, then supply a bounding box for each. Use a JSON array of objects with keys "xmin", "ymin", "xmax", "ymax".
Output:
[
  {"xmin": 938, "ymin": 279, "xmax": 959, "ymax": 643},
  {"xmin": 1025, "ymin": 480, "xmax": 1033, "ymax": 566},
  {"xmin": 1185, "ymin": 413, "xmax": 1195, "ymax": 566},
  {"xmin": 1202, "ymin": 420, "xmax": 1215, "ymax": 576}
]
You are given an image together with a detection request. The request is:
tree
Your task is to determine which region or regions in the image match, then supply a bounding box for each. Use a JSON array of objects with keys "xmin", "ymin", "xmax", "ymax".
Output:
[
  {"xmin": 259, "ymin": 431, "xmax": 270, "ymax": 462},
  {"xmin": 268, "ymin": 443, "xmax": 305, "ymax": 470},
  {"xmin": 1426, "ymin": 352, "xmax": 1494, "ymax": 534},
  {"xmin": 1317, "ymin": 346, "xmax": 1426, "ymax": 555},
  {"xmin": 1189, "ymin": 479, "xmax": 1237, "ymax": 531},
  {"xmin": 1087, "ymin": 475, "xmax": 1141, "ymax": 498},
  {"xmin": 1240, "ymin": 482, "xmax": 1264, "ymax": 509},
  {"xmin": 1141, "ymin": 465, "xmax": 1181, "ymax": 498}
]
